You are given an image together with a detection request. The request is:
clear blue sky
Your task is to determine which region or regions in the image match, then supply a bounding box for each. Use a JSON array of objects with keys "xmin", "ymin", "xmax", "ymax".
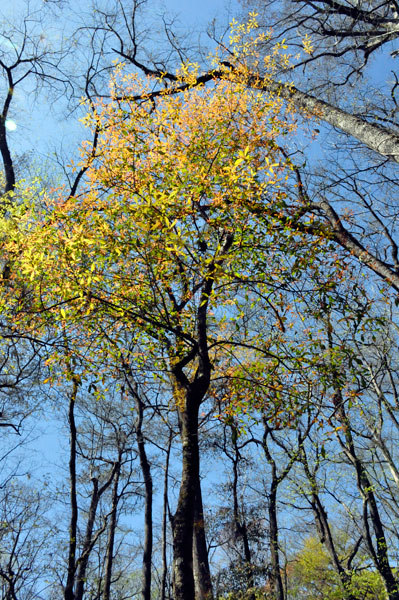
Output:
[{"xmin": 165, "ymin": 0, "xmax": 236, "ymax": 22}]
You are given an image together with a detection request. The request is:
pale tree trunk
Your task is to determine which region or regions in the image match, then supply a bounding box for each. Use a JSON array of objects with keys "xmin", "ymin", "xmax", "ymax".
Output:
[
  {"xmin": 262, "ymin": 79, "xmax": 399, "ymax": 163},
  {"xmin": 146, "ymin": 66, "xmax": 399, "ymax": 164}
]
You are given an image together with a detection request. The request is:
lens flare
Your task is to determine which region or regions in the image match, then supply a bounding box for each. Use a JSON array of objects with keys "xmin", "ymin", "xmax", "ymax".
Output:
[{"xmin": 5, "ymin": 119, "xmax": 17, "ymax": 131}]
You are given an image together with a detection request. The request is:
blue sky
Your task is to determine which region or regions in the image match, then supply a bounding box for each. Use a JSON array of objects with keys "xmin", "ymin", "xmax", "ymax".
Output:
[
  {"xmin": 164, "ymin": 0, "xmax": 235, "ymax": 24},
  {"xmin": 2, "ymin": 0, "xmax": 240, "ymax": 182}
]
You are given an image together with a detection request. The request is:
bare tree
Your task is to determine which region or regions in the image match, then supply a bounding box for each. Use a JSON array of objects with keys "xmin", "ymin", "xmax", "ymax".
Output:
[{"xmin": 0, "ymin": 482, "xmax": 54, "ymax": 600}]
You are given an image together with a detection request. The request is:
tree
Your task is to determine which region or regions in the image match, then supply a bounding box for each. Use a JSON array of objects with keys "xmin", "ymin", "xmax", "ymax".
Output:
[
  {"xmin": 288, "ymin": 535, "xmax": 388, "ymax": 600},
  {"xmin": 0, "ymin": 21, "xmax": 346, "ymax": 599},
  {"xmin": 0, "ymin": 482, "xmax": 54, "ymax": 600}
]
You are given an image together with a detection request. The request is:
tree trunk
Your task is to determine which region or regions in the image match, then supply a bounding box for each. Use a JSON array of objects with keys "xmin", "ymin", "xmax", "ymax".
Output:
[
  {"xmin": 342, "ymin": 421, "xmax": 399, "ymax": 600},
  {"xmin": 75, "ymin": 478, "xmax": 100, "ymax": 600},
  {"xmin": 75, "ymin": 463, "xmax": 117, "ymax": 600},
  {"xmin": 135, "ymin": 393, "xmax": 153, "ymax": 600},
  {"xmin": 261, "ymin": 430, "xmax": 285, "ymax": 600},
  {"xmin": 172, "ymin": 396, "xmax": 201, "ymax": 600},
  {"xmin": 0, "ymin": 75, "xmax": 16, "ymax": 195},
  {"xmin": 193, "ymin": 477, "xmax": 214, "ymax": 600},
  {"xmin": 326, "ymin": 318, "xmax": 399, "ymax": 600},
  {"xmin": 122, "ymin": 370, "xmax": 154, "ymax": 600},
  {"xmin": 268, "ymin": 476, "xmax": 285, "ymax": 600},
  {"xmin": 148, "ymin": 66, "xmax": 399, "ymax": 164},
  {"xmin": 65, "ymin": 378, "xmax": 79, "ymax": 600},
  {"xmin": 259, "ymin": 79, "xmax": 399, "ymax": 163},
  {"xmin": 140, "ymin": 64, "xmax": 399, "ymax": 164},
  {"xmin": 171, "ymin": 235, "xmax": 229, "ymax": 599}
]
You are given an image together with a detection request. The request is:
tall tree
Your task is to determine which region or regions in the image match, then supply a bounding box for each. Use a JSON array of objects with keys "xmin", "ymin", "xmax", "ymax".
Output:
[{"xmin": 0, "ymin": 24, "xmax": 341, "ymax": 598}]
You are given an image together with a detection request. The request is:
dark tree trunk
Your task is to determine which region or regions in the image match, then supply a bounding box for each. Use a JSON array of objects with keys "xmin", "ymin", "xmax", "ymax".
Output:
[
  {"xmin": 75, "ymin": 479, "xmax": 100, "ymax": 600},
  {"xmin": 172, "ymin": 233, "xmax": 232, "ymax": 600},
  {"xmin": 75, "ymin": 463, "xmax": 117, "ymax": 600},
  {"xmin": 268, "ymin": 473, "xmax": 285, "ymax": 600},
  {"xmin": 65, "ymin": 379, "xmax": 79, "ymax": 600},
  {"xmin": 341, "ymin": 415, "xmax": 399, "ymax": 600},
  {"xmin": 0, "ymin": 72, "xmax": 16, "ymax": 195},
  {"xmin": 193, "ymin": 477, "xmax": 214, "ymax": 600},
  {"xmin": 172, "ymin": 396, "xmax": 200, "ymax": 600},
  {"xmin": 122, "ymin": 369, "xmax": 154, "ymax": 600},
  {"xmin": 135, "ymin": 392, "xmax": 153, "ymax": 600},
  {"xmin": 261, "ymin": 428, "xmax": 288, "ymax": 600},
  {"xmin": 2, "ymin": 569, "xmax": 17, "ymax": 600}
]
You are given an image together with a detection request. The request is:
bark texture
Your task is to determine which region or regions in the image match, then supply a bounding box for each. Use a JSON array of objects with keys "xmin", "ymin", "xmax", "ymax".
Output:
[
  {"xmin": 262, "ymin": 432, "xmax": 284, "ymax": 600},
  {"xmin": 264, "ymin": 80, "xmax": 399, "ymax": 163},
  {"xmin": 172, "ymin": 397, "xmax": 201, "ymax": 599}
]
